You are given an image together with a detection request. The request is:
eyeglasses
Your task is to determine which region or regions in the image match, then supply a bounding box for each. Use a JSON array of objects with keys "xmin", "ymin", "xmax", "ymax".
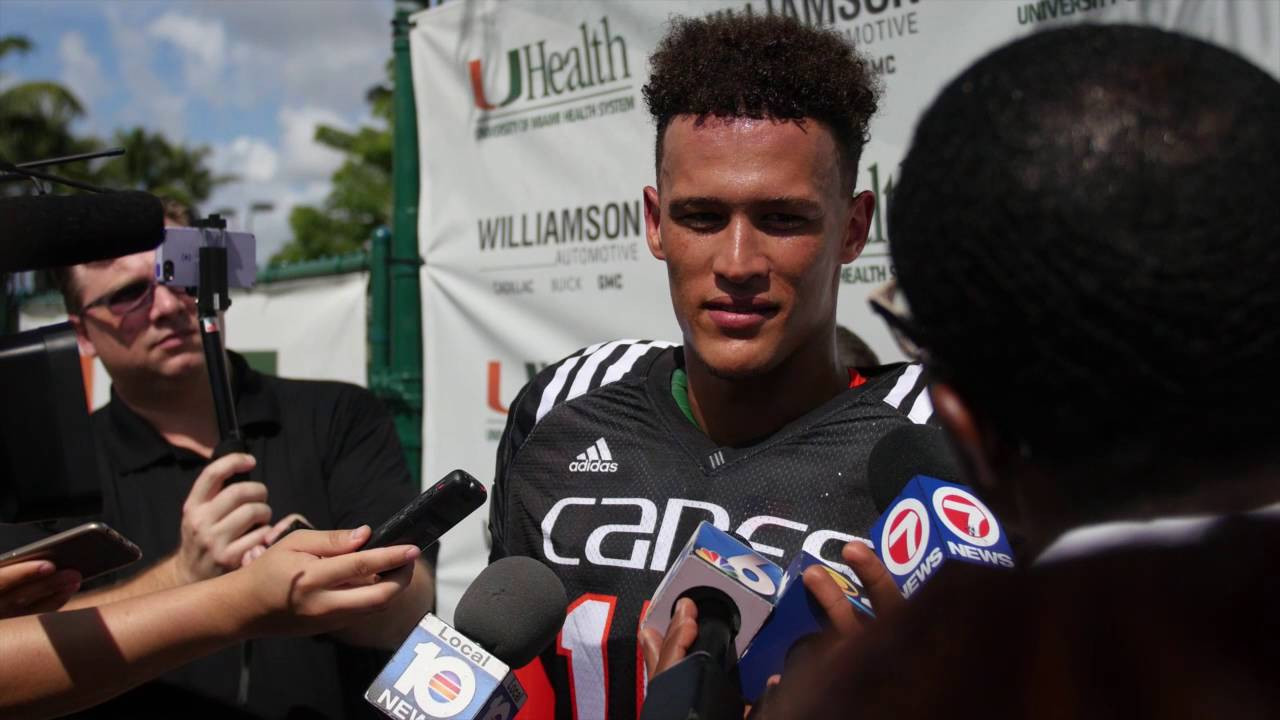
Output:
[
  {"xmin": 867, "ymin": 277, "xmax": 926, "ymax": 362},
  {"xmin": 78, "ymin": 279, "xmax": 189, "ymax": 318}
]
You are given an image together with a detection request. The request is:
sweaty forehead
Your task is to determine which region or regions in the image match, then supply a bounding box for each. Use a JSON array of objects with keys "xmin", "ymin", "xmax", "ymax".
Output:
[{"xmin": 658, "ymin": 115, "xmax": 842, "ymax": 202}]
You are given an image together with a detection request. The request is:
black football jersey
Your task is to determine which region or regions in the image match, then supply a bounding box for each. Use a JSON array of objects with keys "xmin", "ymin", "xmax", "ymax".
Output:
[{"xmin": 489, "ymin": 341, "xmax": 933, "ymax": 720}]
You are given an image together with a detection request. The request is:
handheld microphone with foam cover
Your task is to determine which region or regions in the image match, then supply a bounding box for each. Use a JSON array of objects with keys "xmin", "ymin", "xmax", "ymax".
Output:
[
  {"xmin": 639, "ymin": 522, "xmax": 785, "ymax": 720},
  {"xmin": 0, "ymin": 191, "xmax": 165, "ymax": 272},
  {"xmin": 867, "ymin": 425, "xmax": 1015, "ymax": 599},
  {"xmin": 366, "ymin": 556, "xmax": 567, "ymax": 720}
]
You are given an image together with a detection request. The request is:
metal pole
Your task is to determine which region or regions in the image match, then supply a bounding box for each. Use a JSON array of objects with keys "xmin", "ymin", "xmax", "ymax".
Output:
[
  {"xmin": 368, "ymin": 227, "xmax": 391, "ymax": 379},
  {"xmin": 389, "ymin": 7, "xmax": 424, "ymax": 487}
]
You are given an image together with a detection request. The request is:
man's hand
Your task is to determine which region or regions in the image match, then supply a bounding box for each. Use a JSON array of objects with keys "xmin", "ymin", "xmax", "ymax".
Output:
[
  {"xmin": 0, "ymin": 560, "xmax": 81, "ymax": 618},
  {"xmin": 229, "ymin": 525, "xmax": 420, "ymax": 638},
  {"xmin": 639, "ymin": 596, "xmax": 700, "ymax": 680},
  {"xmin": 174, "ymin": 453, "xmax": 272, "ymax": 584},
  {"xmin": 763, "ymin": 541, "xmax": 904, "ymax": 689}
]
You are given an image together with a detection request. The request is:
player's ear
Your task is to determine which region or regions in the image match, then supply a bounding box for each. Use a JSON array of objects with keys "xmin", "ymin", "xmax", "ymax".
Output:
[
  {"xmin": 644, "ymin": 185, "xmax": 665, "ymax": 261},
  {"xmin": 840, "ymin": 191, "xmax": 873, "ymax": 264}
]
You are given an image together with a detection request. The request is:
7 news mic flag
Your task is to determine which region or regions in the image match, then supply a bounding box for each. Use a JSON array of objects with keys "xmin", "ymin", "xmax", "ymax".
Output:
[{"xmin": 870, "ymin": 475, "xmax": 1015, "ymax": 598}]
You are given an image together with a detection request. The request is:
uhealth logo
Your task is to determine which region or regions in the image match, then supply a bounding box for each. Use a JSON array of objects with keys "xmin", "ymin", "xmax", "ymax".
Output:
[{"xmin": 468, "ymin": 16, "xmax": 631, "ymax": 111}]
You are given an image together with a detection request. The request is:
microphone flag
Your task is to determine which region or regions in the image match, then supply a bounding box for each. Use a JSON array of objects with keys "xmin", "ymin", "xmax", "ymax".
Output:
[{"xmin": 869, "ymin": 475, "xmax": 1015, "ymax": 598}]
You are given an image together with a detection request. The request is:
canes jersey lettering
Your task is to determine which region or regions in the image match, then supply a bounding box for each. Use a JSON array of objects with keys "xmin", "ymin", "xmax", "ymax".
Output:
[{"xmin": 489, "ymin": 341, "xmax": 933, "ymax": 719}]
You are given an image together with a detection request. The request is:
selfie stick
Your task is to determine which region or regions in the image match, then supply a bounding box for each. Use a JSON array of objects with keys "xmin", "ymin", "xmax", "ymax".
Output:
[{"xmin": 190, "ymin": 215, "xmax": 248, "ymax": 461}]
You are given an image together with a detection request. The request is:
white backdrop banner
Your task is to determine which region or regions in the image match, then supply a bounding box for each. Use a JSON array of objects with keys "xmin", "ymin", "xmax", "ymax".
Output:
[
  {"xmin": 20, "ymin": 272, "xmax": 369, "ymax": 409},
  {"xmin": 411, "ymin": 0, "xmax": 1280, "ymax": 619}
]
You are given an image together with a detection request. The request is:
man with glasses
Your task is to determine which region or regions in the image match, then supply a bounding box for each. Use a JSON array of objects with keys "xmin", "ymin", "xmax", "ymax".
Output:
[
  {"xmin": 9, "ymin": 201, "xmax": 437, "ymax": 719},
  {"xmin": 488, "ymin": 14, "xmax": 932, "ymax": 719}
]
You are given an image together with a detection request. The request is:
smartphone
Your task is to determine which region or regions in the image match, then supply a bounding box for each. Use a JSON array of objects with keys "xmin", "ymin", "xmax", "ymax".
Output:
[
  {"xmin": 365, "ymin": 470, "xmax": 487, "ymax": 551},
  {"xmin": 0, "ymin": 522, "xmax": 141, "ymax": 582},
  {"xmin": 155, "ymin": 227, "xmax": 257, "ymax": 289}
]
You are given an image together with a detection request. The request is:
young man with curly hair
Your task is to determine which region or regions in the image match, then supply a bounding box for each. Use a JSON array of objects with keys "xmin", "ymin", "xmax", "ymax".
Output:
[{"xmin": 489, "ymin": 14, "xmax": 929, "ymax": 719}]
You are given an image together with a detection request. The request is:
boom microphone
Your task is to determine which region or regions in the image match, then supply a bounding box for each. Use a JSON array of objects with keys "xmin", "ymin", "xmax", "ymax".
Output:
[
  {"xmin": 0, "ymin": 191, "xmax": 165, "ymax": 272},
  {"xmin": 867, "ymin": 425, "xmax": 1015, "ymax": 599},
  {"xmin": 366, "ymin": 556, "xmax": 567, "ymax": 720}
]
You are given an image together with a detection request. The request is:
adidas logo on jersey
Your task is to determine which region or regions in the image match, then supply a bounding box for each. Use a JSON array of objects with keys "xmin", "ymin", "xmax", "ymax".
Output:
[{"xmin": 569, "ymin": 438, "xmax": 618, "ymax": 473}]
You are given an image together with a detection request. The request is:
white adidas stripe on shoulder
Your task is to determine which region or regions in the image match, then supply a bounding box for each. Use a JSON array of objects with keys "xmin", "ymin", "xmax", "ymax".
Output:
[
  {"xmin": 534, "ymin": 340, "xmax": 675, "ymax": 423},
  {"xmin": 534, "ymin": 341, "xmax": 606, "ymax": 423},
  {"xmin": 883, "ymin": 363, "xmax": 933, "ymax": 425}
]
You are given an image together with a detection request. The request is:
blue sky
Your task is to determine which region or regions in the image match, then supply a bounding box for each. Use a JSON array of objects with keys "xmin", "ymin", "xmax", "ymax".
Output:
[{"xmin": 1, "ymin": 0, "xmax": 399, "ymax": 261}]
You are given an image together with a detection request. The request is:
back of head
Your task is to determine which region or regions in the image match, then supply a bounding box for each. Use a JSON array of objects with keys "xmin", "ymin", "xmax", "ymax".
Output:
[
  {"xmin": 889, "ymin": 25, "xmax": 1280, "ymax": 502},
  {"xmin": 643, "ymin": 12, "xmax": 879, "ymax": 193}
]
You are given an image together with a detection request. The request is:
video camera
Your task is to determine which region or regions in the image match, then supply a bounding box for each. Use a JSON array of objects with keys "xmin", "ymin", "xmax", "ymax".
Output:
[{"xmin": 1, "ymin": 149, "xmax": 256, "ymax": 522}]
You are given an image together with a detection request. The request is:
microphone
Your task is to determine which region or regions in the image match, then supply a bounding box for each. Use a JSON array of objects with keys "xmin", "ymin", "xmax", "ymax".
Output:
[
  {"xmin": 736, "ymin": 552, "xmax": 875, "ymax": 702},
  {"xmin": 365, "ymin": 556, "xmax": 567, "ymax": 720},
  {"xmin": 867, "ymin": 425, "xmax": 1015, "ymax": 599},
  {"xmin": 0, "ymin": 191, "xmax": 165, "ymax": 272},
  {"xmin": 639, "ymin": 522, "xmax": 784, "ymax": 720}
]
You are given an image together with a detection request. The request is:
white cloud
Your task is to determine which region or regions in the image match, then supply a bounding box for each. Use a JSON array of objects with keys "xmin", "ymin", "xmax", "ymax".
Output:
[
  {"xmin": 212, "ymin": 136, "xmax": 279, "ymax": 184},
  {"xmin": 104, "ymin": 4, "xmax": 188, "ymax": 139},
  {"xmin": 279, "ymin": 106, "xmax": 347, "ymax": 180},
  {"xmin": 148, "ymin": 12, "xmax": 226, "ymax": 69},
  {"xmin": 58, "ymin": 31, "xmax": 105, "ymax": 105}
]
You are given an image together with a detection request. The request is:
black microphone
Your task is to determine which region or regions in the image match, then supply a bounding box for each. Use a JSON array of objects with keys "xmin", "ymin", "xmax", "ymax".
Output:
[
  {"xmin": 867, "ymin": 425, "xmax": 1015, "ymax": 599},
  {"xmin": 365, "ymin": 556, "xmax": 568, "ymax": 720},
  {"xmin": 639, "ymin": 522, "xmax": 784, "ymax": 720},
  {"xmin": 0, "ymin": 191, "xmax": 165, "ymax": 272},
  {"xmin": 640, "ymin": 586, "xmax": 745, "ymax": 720}
]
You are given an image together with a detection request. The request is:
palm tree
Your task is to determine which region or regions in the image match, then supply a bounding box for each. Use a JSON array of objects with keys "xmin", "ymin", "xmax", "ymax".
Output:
[{"xmin": 0, "ymin": 34, "xmax": 100, "ymax": 194}]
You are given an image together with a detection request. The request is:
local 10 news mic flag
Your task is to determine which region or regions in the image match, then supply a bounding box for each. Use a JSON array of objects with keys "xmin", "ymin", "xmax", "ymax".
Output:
[
  {"xmin": 867, "ymin": 425, "xmax": 1015, "ymax": 598},
  {"xmin": 366, "ymin": 557, "xmax": 568, "ymax": 720}
]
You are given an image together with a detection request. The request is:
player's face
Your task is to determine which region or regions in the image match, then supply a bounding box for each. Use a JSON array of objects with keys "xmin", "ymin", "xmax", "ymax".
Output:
[
  {"xmin": 644, "ymin": 115, "xmax": 872, "ymax": 378},
  {"xmin": 69, "ymin": 250, "xmax": 205, "ymax": 382}
]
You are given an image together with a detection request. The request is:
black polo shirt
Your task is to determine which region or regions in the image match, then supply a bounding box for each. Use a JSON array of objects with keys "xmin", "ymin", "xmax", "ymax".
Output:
[{"xmin": 71, "ymin": 352, "xmax": 426, "ymax": 719}]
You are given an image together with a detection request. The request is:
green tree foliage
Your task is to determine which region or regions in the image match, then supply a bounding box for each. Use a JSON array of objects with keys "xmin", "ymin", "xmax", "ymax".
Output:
[
  {"xmin": 270, "ymin": 67, "xmax": 394, "ymax": 265},
  {"xmin": 0, "ymin": 35, "xmax": 98, "ymax": 193},
  {"xmin": 0, "ymin": 35, "xmax": 232, "ymax": 207},
  {"xmin": 96, "ymin": 126, "xmax": 236, "ymax": 214}
]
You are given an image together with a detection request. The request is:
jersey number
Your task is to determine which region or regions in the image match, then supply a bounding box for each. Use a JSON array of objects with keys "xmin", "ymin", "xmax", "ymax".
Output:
[{"xmin": 555, "ymin": 594, "xmax": 651, "ymax": 719}]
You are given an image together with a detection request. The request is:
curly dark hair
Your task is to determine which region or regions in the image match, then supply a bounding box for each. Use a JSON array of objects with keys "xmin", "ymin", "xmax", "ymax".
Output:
[
  {"xmin": 889, "ymin": 25, "xmax": 1280, "ymax": 498},
  {"xmin": 643, "ymin": 12, "xmax": 880, "ymax": 192}
]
